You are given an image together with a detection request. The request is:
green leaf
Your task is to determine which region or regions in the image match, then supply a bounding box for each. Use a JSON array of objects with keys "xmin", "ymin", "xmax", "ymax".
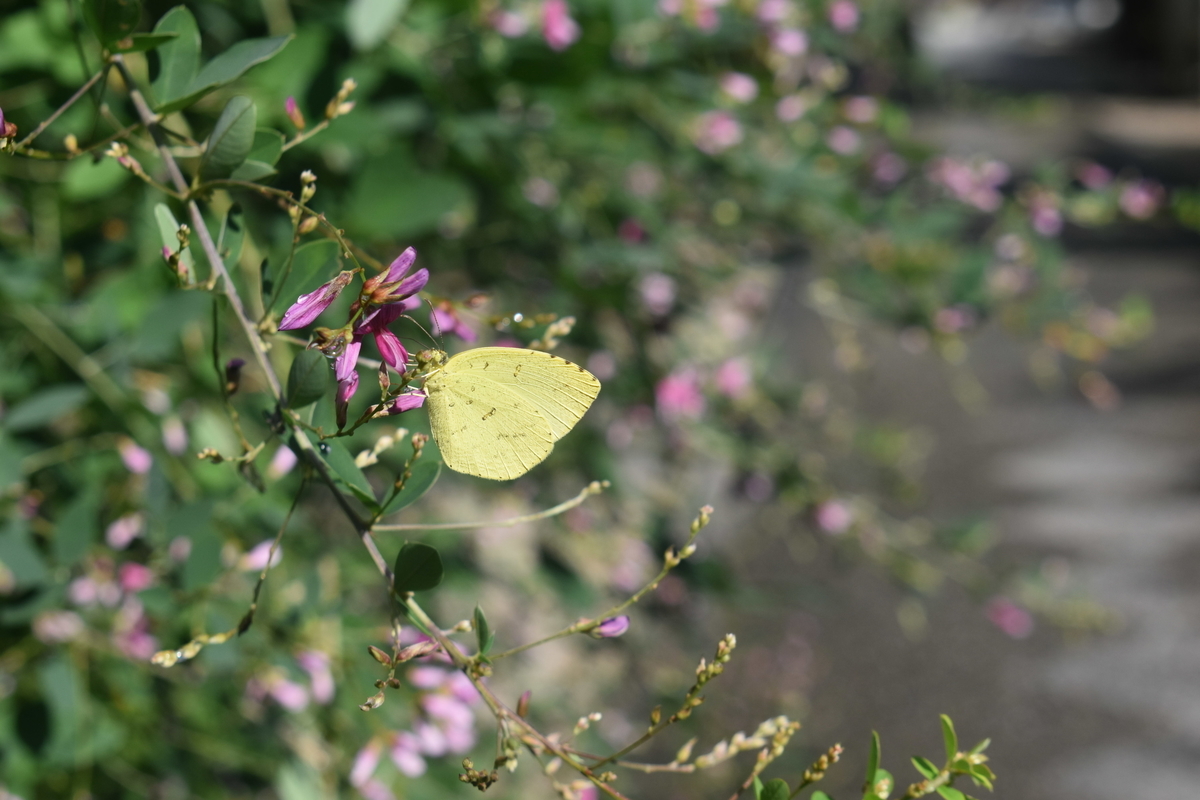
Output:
[
  {"xmin": 157, "ymin": 34, "xmax": 292, "ymax": 114},
  {"xmin": 321, "ymin": 441, "xmax": 376, "ymax": 507},
  {"xmin": 229, "ymin": 159, "xmax": 277, "ymax": 182},
  {"xmin": 82, "ymin": 0, "xmax": 141, "ymax": 47},
  {"xmin": 248, "ymin": 128, "xmax": 285, "ymax": 165},
  {"xmin": 345, "ymin": 151, "xmax": 472, "ymax": 239},
  {"xmin": 966, "ymin": 764, "xmax": 994, "ymax": 790},
  {"xmin": 199, "ymin": 96, "xmax": 257, "ymax": 182},
  {"xmin": 936, "ymin": 788, "xmax": 966, "ymax": 800},
  {"xmin": 286, "ymin": 348, "xmax": 331, "ymax": 408},
  {"xmin": 153, "ymin": 203, "xmax": 194, "ymax": 273},
  {"xmin": 759, "ymin": 779, "xmax": 790, "ymax": 800},
  {"xmin": 811, "ymin": 793, "xmax": 833, "ymax": 800},
  {"xmin": 940, "ymin": 715, "xmax": 958, "ymax": 762},
  {"xmin": 473, "ymin": 604, "xmax": 494, "ymax": 655},
  {"xmin": 911, "ymin": 757, "xmax": 939, "ymax": 780},
  {"xmin": 0, "ymin": 518, "xmax": 48, "ymax": 588},
  {"xmin": 62, "ymin": 156, "xmax": 130, "ymax": 201},
  {"xmin": 392, "ymin": 542, "xmax": 443, "ymax": 594},
  {"xmin": 753, "ymin": 776, "xmax": 765, "ymax": 799},
  {"xmin": 864, "ymin": 770, "xmax": 893, "ymax": 800},
  {"xmin": 150, "ymin": 6, "xmax": 201, "ymax": 106},
  {"xmin": 345, "ymin": 0, "xmax": 409, "ymax": 51},
  {"xmin": 379, "ymin": 460, "xmax": 441, "ymax": 515},
  {"xmin": 217, "ymin": 204, "xmax": 245, "ymax": 271},
  {"xmin": 54, "ymin": 489, "xmax": 100, "ymax": 567},
  {"xmin": 270, "ymin": 239, "xmax": 339, "ymax": 314},
  {"xmin": 967, "ymin": 739, "xmax": 990, "ymax": 756},
  {"xmin": 113, "ymin": 31, "xmax": 178, "ymax": 53},
  {"xmin": 3, "ymin": 385, "xmax": 90, "ymax": 432},
  {"xmin": 865, "ymin": 731, "xmax": 881, "ymax": 790}
]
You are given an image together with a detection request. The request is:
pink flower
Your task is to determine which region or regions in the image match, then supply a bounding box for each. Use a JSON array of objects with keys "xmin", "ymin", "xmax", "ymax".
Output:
[
  {"xmin": 872, "ymin": 152, "xmax": 907, "ymax": 184},
  {"xmin": 542, "ymin": 0, "xmax": 580, "ymax": 51},
  {"xmin": 770, "ymin": 27, "xmax": 807, "ymax": 57},
  {"xmin": 639, "ymin": 273, "xmax": 676, "ymax": 316},
  {"xmin": 297, "ymin": 650, "xmax": 335, "ymax": 704},
  {"xmin": 269, "ymin": 678, "xmax": 310, "ymax": 712},
  {"xmin": 390, "ymin": 732, "xmax": 427, "ymax": 777},
  {"xmin": 106, "ymin": 513, "xmax": 144, "ymax": 550},
  {"xmin": 656, "ymin": 369, "xmax": 705, "ymax": 420},
  {"xmin": 33, "ymin": 610, "xmax": 84, "ymax": 643},
  {"xmin": 119, "ymin": 439, "xmax": 152, "ymax": 474},
  {"xmin": 278, "ymin": 271, "xmax": 353, "ymax": 330},
  {"xmin": 1119, "ymin": 179, "xmax": 1163, "ymax": 220},
  {"xmin": 1031, "ymin": 204, "xmax": 1063, "ymax": 237},
  {"xmin": 814, "ymin": 499, "xmax": 852, "ymax": 533},
  {"xmin": 358, "ymin": 780, "xmax": 396, "ymax": 800},
  {"xmin": 409, "ymin": 665, "xmax": 449, "ymax": 690},
  {"xmin": 267, "ymin": 444, "xmax": 298, "ymax": 479},
  {"xmin": 618, "ymin": 218, "xmax": 646, "ymax": 243},
  {"xmin": 285, "ymin": 96, "xmax": 306, "ymax": 129},
  {"xmin": 168, "ymin": 536, "xmax": 192, "ymax": 562},
  {"xmin": 986, "ymin": 596, "xmax": 1034, "ymax": 639},
  {"xmin": 720, "ymin": 72, "xmax": 759, "ymax": 104},
  {"xmin": 693, "ymin": 111, "xmax": 742, "ymax": 155},
  {"xmin": 350, "ymin": 739, "xmax": 384, "ymax": 786},
  {"xmin": 1076, "ymin": 161, "xmax": 1112, "ymax": 189},
  {"xmin": 119, "ymin": 562, "xmax": 155, "ymax": 593},
  {"xmin": 592, "ymin": 615, "xmax": 630, "ymax": 638},
  {"xmin": 715, "ymin": 357, "xmax": 752, "ymax": 398},
  {"xmin": 431, "ymin": 303, "xmax": 477, "ymax": 342},
  {"xmin": 934, "ymin": 306, "xmax": 975, "ymax": 334},
  {"xmin": 843, "ymin": 96, "xmax": 878, "ymax": 123},
  {"xmin": 828, "ymin": 0, "xmax": 859, "ymax": 32},
  {"xmin": 240, "ymin": 539, "xmax": 283, "ymax": 571},
  {"xmin": 336, "ymin": 371, "xmax": 359, "ymax": 429},
  {"xmin": 162, "ymin": 416, "xmax": 188, "ymax": 454},
  {"xmin": 927, "ymin": 157, "xmax": 1009, "ymax": 212},
  {"xmin": 756, "ymin": 0, "xmax": 792, "ymax": 24},
  {"xmin": 523, "ymin": 176, "xmax": 559, "ymax": 207},
  {"xmin": 826, "ymin": 126, "xmax": 861, "ymax": 155},
  {"xmin": 387, "ymin": 392, "xmax": 428, "ymax": 415},
  {"xmin": 491, "ymin": 10, "xmax": 529, "ymax": 37},
  {"xmin": 775, "ymin": 94, "xmax": 807, "ymax": 122}
]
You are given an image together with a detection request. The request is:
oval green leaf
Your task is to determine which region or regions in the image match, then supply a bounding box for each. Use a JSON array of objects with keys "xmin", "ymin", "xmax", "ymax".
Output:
[
  {"xmin": 380, "ymin": 460, "xmax": 441, "ymax": 515},
  {"xmin": 200, "ymin": 96, "xmax": 257, "ymax": 182},
  {"xmin": 82, "ymin": 0, "xmax": 141, "ymax": 47},
  {"xmin": 940, "ymin": 714, "xmax": 958, "ymax": 762},
  {"xmin": 393, "ymin": 542, "xmax": 443, "ymax": 594},
  {"xmin": 759, "ymin": 779, "xmax": 790, "ymax": 800},
  {"xmin": 286, "ymin": 348, "xmax": 331, "ymax": 408}
]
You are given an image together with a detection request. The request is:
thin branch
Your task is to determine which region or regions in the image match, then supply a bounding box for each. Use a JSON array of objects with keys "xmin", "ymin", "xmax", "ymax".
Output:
[
  {"xmin": 374, "ymin": 480, "xmax": 609, "ymax": 531},
  {"xmin": 14, "ymin": 67, "xmax": 107, "ymax": 149}
]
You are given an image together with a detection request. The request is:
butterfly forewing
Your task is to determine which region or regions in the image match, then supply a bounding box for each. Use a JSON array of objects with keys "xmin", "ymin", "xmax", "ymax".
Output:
[{"xmin": 442, "ymin": 348, "xmax": 600, "ymax": 441}]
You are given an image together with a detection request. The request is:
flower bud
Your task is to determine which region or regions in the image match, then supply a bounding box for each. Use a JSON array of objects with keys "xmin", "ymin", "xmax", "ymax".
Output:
[
  {"xmin": 591, "ymin": 615, "xmax": 630, "ymax": 638},
  {"xmin": 367, "ymin": 645, "xmax": 393, "ymax": 666},
  {"xmin": 285, "ymin": 96, "xmax": 307, "ymax": 130},
  {"xmin": 278, "ymin": 271, "xmax": 354, "ymax": 330}
]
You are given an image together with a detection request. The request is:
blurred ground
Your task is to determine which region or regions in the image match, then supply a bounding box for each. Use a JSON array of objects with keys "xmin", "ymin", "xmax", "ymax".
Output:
[{"xmin": 748, "ymin": 5, "xmax": 1200, "ymax": 797}]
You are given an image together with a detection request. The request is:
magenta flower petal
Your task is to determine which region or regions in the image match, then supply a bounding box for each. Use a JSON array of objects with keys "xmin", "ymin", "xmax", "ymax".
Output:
[
  {"xmin": 592, "ymin": 615, "xmax": 630, "ymax": 638},
  {"xmin": 350, "ymin": 740, "xmax": 383, "ymax": 787},
  {"xmin": 383, "ymin": 247, "xmax": 418, "ymax": 282},
  {"xmin": 336, "ymin": 338, "xmax": 362, "ymax": 382},
  {"xmin": 278, "ymin": 272, "xmax": 353, "ymax": 330},
  {"xmin": 373, "ymin": 328, "xmax": 409, "ymax": 371},
  {"xmin": 390, "ymin": 267, "xmax": 429, "ymax": 300},
  {"xmin": 542, "ymin": 0, "xmax": 580, "ymax": 50},
  {"xmin": 336, "ymin": 372, "xmax": 359, "ymax": 428},
  {"xmin": 388, "ymin": 392, "xmax": 427, "ymax": 415}
]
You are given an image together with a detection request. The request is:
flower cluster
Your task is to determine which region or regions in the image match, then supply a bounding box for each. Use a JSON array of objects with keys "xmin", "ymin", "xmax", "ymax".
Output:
[
  {"xmin": 60, "ymin": 555, "xmax": 158, "ymax": 659},
  {"xmin": 489, "ymin": 0, "xmax": 580, "ymax": 51},
  {"xmin": 927, "ymin": 156, "xmax": 1011, "ymax": 212}
]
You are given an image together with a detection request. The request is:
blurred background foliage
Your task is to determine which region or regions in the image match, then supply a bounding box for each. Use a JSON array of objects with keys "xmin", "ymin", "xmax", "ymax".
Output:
[{"xmin": 0, "ymin": 0, "xmax": 1183, "ymax": 798}]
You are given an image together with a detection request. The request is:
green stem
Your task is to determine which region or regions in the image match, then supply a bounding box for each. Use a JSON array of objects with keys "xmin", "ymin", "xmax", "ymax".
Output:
[
  {"xmin": 374, "ymin": 480, "xmax": 608, "ymax": 532},
  {"xmin": 14, "ymin": 67, "xmax": 107, "ymax": 149}
]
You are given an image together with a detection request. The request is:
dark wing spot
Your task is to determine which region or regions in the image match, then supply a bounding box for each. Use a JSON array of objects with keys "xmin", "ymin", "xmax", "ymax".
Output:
[{"xmin": 482, "ymin": 408, "xmax": 496, "ymax": 420}]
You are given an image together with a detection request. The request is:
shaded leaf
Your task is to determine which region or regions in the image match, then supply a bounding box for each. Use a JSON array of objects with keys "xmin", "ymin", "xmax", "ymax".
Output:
[
  {"xmin": 393, "ymin": 542, "xmax": 443, "ymax": 593},
  {"xmin": 199, "ymin": 96, "xmax": 257, "ymax": 182},
  {"xmin": 153, "ymin": 203, "xmax": 194, "ymax": 273},
  {"xmin": 150, "ymin": 6, "xmax": 200, "ymax": 106},
  {"xmin": 158, "ymin": 35, "xmax": 292, "ymax": 114},
  {"xmin": 474, "ymin": 604, "xmax": 494, "ymax": 655},
  {"xmin": 229, "ymin": 160, "xmax": 277, "ymax": 182},
  {"xmin": 759, "ymin": 779, "xmax": 790, "ymax": 800},
  {"xmin": 911, "ymin": 757, "xmax": 939, "ymax": 780},
  {"xmin": 248, "ymin": 128, "xmax": 285, "ymax": 165},
  {"xmin": 940, "ymin": 715, "xmax": 958, "ymax": 762},
  {"xmin": 321, "ymin": 440, "xmax": 376, "ymax": 507},
  {"xmin": 865, "ymin": 731, "xmax": 880, "ymax": 790},
  {"xmin": 379, "ymin": 460, "xmax": 440, "ymax": 515},
  {"xmin": 113, "ymin": 31, "xmax": 177, "ymax": 53},
  {"xmin": 3, "ymin": 385, "xmax": 90, "ymax": 432},
  {"xmin": 82, "ymin": 0, "xmax": 141, "ymax": 47},
  {"xmin": 53, "ymin": 489, "xmax": 100, "ymax": 567},
  {"xmin": 217, "ymin": 204, "xmax": 246, "ymax": 271},
  {"xmin": 286, "ymin": 349, "xmax": 331, "ymax": 408},
  {"xmin": 0, "ymin": 518, "xmax": 48, "ymax": 588},
  {"xmin": 345, "ymin": 0, "xmax": 409, "ymax": 51},
  {"xmin": 811, "ymin": 793, "xmax": 833, "ymax": 800}
]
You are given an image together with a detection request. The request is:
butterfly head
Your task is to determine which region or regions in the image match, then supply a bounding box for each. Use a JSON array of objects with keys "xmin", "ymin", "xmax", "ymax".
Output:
[{"xmin": 413, "ymin": 348, "xmax": 449, "ymax": 377}]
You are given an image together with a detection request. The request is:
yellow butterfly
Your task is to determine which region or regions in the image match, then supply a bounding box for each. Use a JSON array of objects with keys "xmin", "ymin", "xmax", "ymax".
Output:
[{"xmin": 418, "ymin": 347, "xmax": 601, "ymax": 480}]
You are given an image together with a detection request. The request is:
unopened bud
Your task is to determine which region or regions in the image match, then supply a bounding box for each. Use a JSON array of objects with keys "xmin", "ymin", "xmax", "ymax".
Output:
[
  {"xmin": 367, "ymin": 645, "xmax": 393, "ymax": 666},
  {"xmin": 359, "ymin": 691, "xmax": 384, "ymax": 711},
  {"xmin": 285, "ymin": 96, "xmax": 307, "ymax": 130},
  {"xmin": 297, "ymin": 215, "xmax": 319, "ymax": 234},
  {"xmin": 64, "ymin": 134, "xmax": 79, "ymax": 154},
  {"xmin": 517, "ymin": 690, "xmax": 531, "ymax": 718}
]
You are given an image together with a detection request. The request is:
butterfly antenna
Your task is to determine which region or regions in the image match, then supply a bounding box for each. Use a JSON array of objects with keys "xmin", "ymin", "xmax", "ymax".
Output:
[{"xmin": 406, "ymin": 301, "xmax": 442, "ymax": 350}]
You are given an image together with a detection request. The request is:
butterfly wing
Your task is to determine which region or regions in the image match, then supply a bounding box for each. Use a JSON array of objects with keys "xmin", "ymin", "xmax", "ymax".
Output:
[
  {"xmin": 443, "ymin": 347, "xmax": 600, "ymax": 441},
  {"xmin": 425, "ymin": 369, "xmax": 556, "ymax": 481}
]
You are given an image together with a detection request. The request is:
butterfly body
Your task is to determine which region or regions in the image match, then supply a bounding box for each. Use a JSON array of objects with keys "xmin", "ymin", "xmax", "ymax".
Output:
[{"xmin": 421, "ymin": 347, "xmax": 601, "ymax": 480}]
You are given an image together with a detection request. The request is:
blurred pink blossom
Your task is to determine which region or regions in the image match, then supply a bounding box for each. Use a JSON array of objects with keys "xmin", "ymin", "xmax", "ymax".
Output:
[
  {"xmin": 298, "ymin": 650, "xmax": 335, "ymax": 704},
  {"xmin": 1076, "ymin": 161, "xmax": 1112, "ymax": 189},
  {"xmin": 693, "ymin": 110, "xmax": 743, "ymax": 155},
  {"xmin": 986, "ymin": 596, "xmax": 1034, "ymax": 639},
  {"xmin": 491, "ymin": 9, "xmax": 528, "ymax": 37},
  {"xmin": 267, "ymin": 444, "xmax": 298, "ymax": 479},
  {"xmin": 268, "ymin": 678, "xmax": 310, "ymax": 712},
  {"xmin": 523, "ymin": 176, "xmax": 560, "ymax": 207},
  {"xmin": 927, "ymin": 157, "xmax": 1009, "ymax": 212},
  {"xmin": 715, "ymin": 357, "xmax": 752, "ymax": 398},
  {"xmin": 542, "ymin": 0, "xmax": 580, "ymax": 51},
  {"xmin": 656, "ymin": 369, "xmax": 705, "ymax": 421},
  {"xmin": 756, "ymin": 0, "xmax": 791, "ymax": 24},
  {"xmin": 1119, "ymin": 179, "xmax": 1164, "ymax": 220},
  {"xmin": 118, "ymin": 562, "xmax": 154, "ymax": 593},
  {"xmin": 113, "ymin": 598, "xmax": 157, "ymax": 659},
  {"xmin": 639, "ymin": 272, "xmax": 676, "ymax": 316},
  {"xmin": 240, "ymin": 539, "xmax": 283, "ymax": 571},
  {"xmin": 934, "ymin": 306, "xmax": 976, "ymax": 334},
  {"xmin": 350, "ymin": 739, "xmax": 384, "ymax": 786},
  {"xmin": 775, "ymin": 94, "xmax": 807, "ymax": 122},
  {"xmin": 168, "ymin": 535, "xmax": 192, "ymax": 562},
  {"xmin": 873, "ymin": 152, "xmax": 907, "ymax": 184},
  {"xmin": 828, "ymin": 0, "xmax": 859, "ymax": 32},
  {"xmin": 843, "ymin": 96, "xmax": 878, "ymax": 123},
  {"xmin": 744, "ymin": 472, "xmax": 774, "ymax": 502},
  {"xmin": 1031, "ymin": 203, "xmax": 1063, "ymax": 237},
  {"xmin": 390, "ymin": 731, "xmax": 427, "ymax": 776},
  {"xmin": 33, "ymin": 610, "xmax": 85, "ymax": 643},
  {"xmin": 770, "ymin": 27, "xmax": 807, "ymax": 57},
  {"xmin": 358, "ymin": 781, "xmax": 395, "ymax": 800},
  {"xmin": 106, "ymin": 513, "xmax": 144, "ymax": 550},
  {"xmin": 431, "ymin": 302, "xmax": 477, "ymax": 342},
  {"xmin": 826, "ymin": 126, "xmax": 861, "ymax": 155},
  {"xmin": 815, "ymin": 499, "xmax": 852, "ymax": 534},
  {"xmin": 162, "ymin": 416, "xmax": 188, "ymax": 454},
  {"xmin": 720, "ymin": 72, "xmax": 759, "ymax": 104},
  {"xmin": 618, "ymin": 218, "xmax": 646, "ymax": 243},
  {"xmin": 119, "ymin": 440, "xmax": 152, "ymax": 474}
]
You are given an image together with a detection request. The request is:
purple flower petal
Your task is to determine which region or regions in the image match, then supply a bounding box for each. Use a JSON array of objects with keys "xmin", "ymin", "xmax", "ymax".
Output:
[
  {"xmin": 336, "ymin": 372, "xmax": 359, "ymax": 428},
  {"xmin": 373, "ymin": 328, "xmax": 409, "ymax": 371},
  {"xmin": 388, "ymin": 392, "xmax": 426, "ymax": 415},
  {"xmin": 335, "ymin": 338, "xmax": 362, "ymax": 382},
  {"xmin": 593, "ymin": 615, "xmax": 630, "ymax": 638},
  {"xmin": 383, "ymin": 247, "xmax": 418, "ymax": 282},
  {"xmin": 278, "ymin": 272, "xmax": 353, "ymax": 330}
]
